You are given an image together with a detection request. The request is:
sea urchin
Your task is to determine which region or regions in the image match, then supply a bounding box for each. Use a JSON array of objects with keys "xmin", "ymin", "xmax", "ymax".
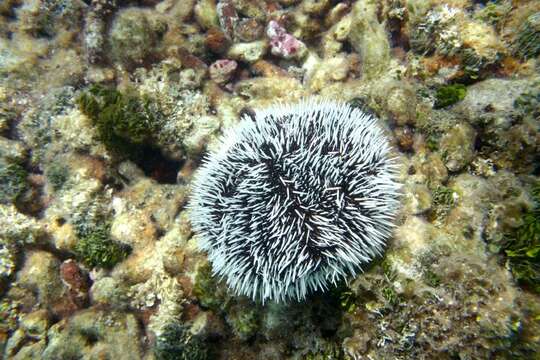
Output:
[{"xmin": 189, "ymin": 99, "xmax": 401, "ymax": 303}]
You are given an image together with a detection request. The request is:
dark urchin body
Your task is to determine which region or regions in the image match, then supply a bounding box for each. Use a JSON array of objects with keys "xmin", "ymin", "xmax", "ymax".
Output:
[{"xmin": 190, "ymin": 99, "xmax": 401, "ymax": 303}]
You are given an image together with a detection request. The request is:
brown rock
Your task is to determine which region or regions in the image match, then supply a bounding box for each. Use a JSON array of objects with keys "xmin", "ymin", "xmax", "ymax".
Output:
[
  {"xmin": 59, "ymin": 259, "xmax": 90, "ymax": 313},
  {"xmin": 60, "ymin": 259, "xmax": 90, "ymax": 294},
  {"xmin": 324, "ymin": 2, "xmax": 350, "ymax": 27},
  {"xmin": 205, "ymin": 27, "xmax": 231, "ymax": 54},
  {"xmin": 178, "ymin": 275, "xmax": 194, "ymax": 296},
  {"xmin": 251, "ymin": 60, "xmax": 289, "ymax": 77},
  {"xmin": 235, "ymin": 18, "xmax": 264, "ymax": 41},
  {"xmin": 395, "ymin": 126, "xmax": 414, "ymax": 152},
  {"xmin": 163, "ymin": 248, "xmax": 186, "ymax": 276},
  {"xmin": 175, "ymin": 48, "xmax": 208, "ymax": 71},
  {"xmin": 216, "ymin": 0, "xmax": 238, "ymax": 38},
  {"xmin": 51, "ymin": 297, "xmax": 81, "ymax": 319},
  {"xmin": 192, "ymin": 311, "xmax": 226, "ymax": 339},
  {"xmin": 183, "ymin": 303, "xmax": 201, "ymax": 322}
]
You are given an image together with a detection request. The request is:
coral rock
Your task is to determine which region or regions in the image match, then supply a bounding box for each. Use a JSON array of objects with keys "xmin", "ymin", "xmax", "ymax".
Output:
[
  {"xmin": 205, "ymin": 27, "xmax": 231, "ymax": 54},
  {"xmin": 209, "ymin": 59, "xmax": 238, "ymax": 84},
  {"xmin": 217, "ymin": 0, "xmax": 238, "ymax": 38},
  {"xmin": 440, "ymin": 123, "xmax": 476, "ymax": 172},
  {"xmin": 227, "ymin": 40, "xmax": 268, "ymax": 63},
  {"xmin": 60, "ymin": 259, "xmax": 90, "ymax": 305},
  {"xmin": 266, "ymin": 20, "xmax": 307, "ymax": 60}
]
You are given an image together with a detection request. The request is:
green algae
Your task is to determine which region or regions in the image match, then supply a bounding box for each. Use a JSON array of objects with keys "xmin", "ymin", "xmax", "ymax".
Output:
[
  {"xmin": 474, "ymin": 2, "xmax": 511, "ymax": 26},
  {"xmin": 193, "ymin": 262, "xmax": 228, "ymax": 311},
  {"xmin": 432, "ymin": 185, "xmax": 454, "ymax": 206},
  {"xmin": 227, "ymin": 304, "xmax": 260, "ymax": 341},
  {"xmin": 337, "ymin": 286, "xmax": 357, "ymax": 314},
  {"xmin": 423, "ymin": 269, "xmax": 441, "ymax": 287},
  {"xmin": 154, "ymin": 323, "xmax": 208, "ymax": 360},
  {"xmin": 0, "ymin": 298, "xmax": 18, "ymax": 333},
  {"xmin": 303, "ymin": 344, "xmax": 344, "ymax": 360},
  {"xmin": 45, "ymin": 163, "xmax": 69, "ymax": 191},
  {"xmin": 431, "ymin": 185, "xmax": 456, "ymax": 220},
  {"xmin": 74, "ymin": 221, "xmax": 129, "ymax": 269},
  {"xmin": 381, "ymin": 286, "xmax": 400, "ymax": 306},
  {"xmin": 434, "ymin": 84, "xmax": 467, "ymax": 109},
  {"xmin": 72, "ymin": 205, "xmax": 130, "ymax": 269},
  {"xmin": 0, "ymin": 162, "xmax": 28, "ymax": 205},
  {"xmin": 514, "ymin": 12, "xmax": 540, "ymax": 60},
  {"xmin": 514, "ymin": 84, "xmax": 540, "ymax": 120},
  {"xmin": 76, "ymin": 85, "xmax": 160, "ymax": 157},
  {"xmin": 502, "ymin": 183, "xmax": 540, "ymax": 294}
]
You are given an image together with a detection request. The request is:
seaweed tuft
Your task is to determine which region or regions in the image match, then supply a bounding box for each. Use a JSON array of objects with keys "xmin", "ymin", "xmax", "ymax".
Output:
[
  {"xmin": 76, "ymin": 85, "xmax": 159, "ymax": 157},
  {"xmin": 0, "ymin": 162, "xmax": 29, "ymax": 205},
  {"xmin": 502, "ymin": 182, "xmax": 540, "ymax": 294},
  {"xmin": 74, "ymin": 221, "xmax": 129, "ymax": 269},
  {"xmin": 434, "ymin": 84, "xmax": 467, "ymax": 109},
  {"xmin": 154, "ymin": 323, "xmax": 208, "ymax": 360}
]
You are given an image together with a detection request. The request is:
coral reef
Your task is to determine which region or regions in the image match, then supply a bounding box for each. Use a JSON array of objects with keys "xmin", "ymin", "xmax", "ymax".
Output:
[{"xmin": 0, "ymin": 0, "xmax": 538, "ymax": 358}]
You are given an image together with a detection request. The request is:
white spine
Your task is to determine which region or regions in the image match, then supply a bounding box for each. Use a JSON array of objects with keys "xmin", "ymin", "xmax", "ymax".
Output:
[{"xmin": 189, "ymin": 98, "xmax": 401, "ymax": 303}]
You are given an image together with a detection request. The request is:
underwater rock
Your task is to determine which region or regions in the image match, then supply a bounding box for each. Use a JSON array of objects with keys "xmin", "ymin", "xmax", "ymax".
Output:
[
  {"xmin": 216, "ymin": 0, "xmax": 238, "ymax": 39},
  {"xmin": 41, "ymin": 309, "xmax": 143, "ymax": 359},
  {"xmin": 321, "ymin": 13, "xmax": 351, "ymax": 57},
  {"xmin": 409, "ymin": 152, "xmax": 449, "ymax": 186},
  {"xmin": 0, "ymin": 241, "xmax": 16, "ymax": 289},
  {"xmin": 455, "ymin": 78, "xmax": 539, "ymax": 172},
  {"xmin": 84, "ymin": 7, "xmax": 108, "ymax": 65},
  {"xmin": 456, "ymin": 78, "xmax": 530, "ymax": 126},
  {"xmin": 4, "ymin": 309, "xmax": 50, "ymax": 359},
  {"xmin": 235, "ymin": 18, "xmax": 264, "ymax": 42},
  {"xmin": 14, "ymin": 251, "xmax": 68, "ymax": 316},
  {"xmin": 0, "ymin": 205, "xmax": 44, "ymax": 246},
  {"xmin": 60, "ymin": 259, "xmax": 89, "ymax": 303},
  {"xmin": 0, "ymin": 138, "xmax": 26, "ymax": 164},
  {"xmin": 156, "ymin": 0, "xmax": 195, "ymax": 21},
  {"xmin": 402, "ymin": 182, "xmax": 432, "ymax": 215},
  {"xmin": 410, "ymin": 4, "xmax": 504, "ymax": 76},
  {"xmin": 109, "ymin": 8, "xmax": 159, "ymax": 68},
  {"xmin": 385, "ymin": 83, "xmax": 417, "ymax": 126},
  {"xmin": 227, "ymin": 40, "xmax": 268, "ymax": 63},
  {"xmin": 194, "ymin": 0, "xmax": 219, "ymax": 30},
  {"xmin": 90, "ymin": 276, "xmax": 129, "ymax": 309},
  {"xmin": 0, "ymin": 160, "xmax": 29, "ymax": 206},
  {"xmin": 266, "ymin": 20, "xmax": 307, "ymax": 60},
  {"xmin": 209, "ymin": 59, "xmax": 237, "ymax": 84},
  {"xmin": 439, "ymin": 123, "xmax": 476, "ymax": 172},
  {"xmin": 303, "ymin": 54, "xmax": 349, "ymax": 92},
  {"xmin": 348, "ymin": 0, "xmax": 390, "ymax": 78},
  {"xmin": 300, "ymin": 0, "xmax": 331, "ymax": 16},
  {"xmin": 205, "ymin": 27, "xmax": 231, "ymax": 54}
]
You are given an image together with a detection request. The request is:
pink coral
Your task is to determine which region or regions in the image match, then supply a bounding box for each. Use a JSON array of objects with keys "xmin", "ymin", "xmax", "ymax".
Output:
[{"xmin": 266, "ymin": 20, "xmax": 306, "ymax": 59}]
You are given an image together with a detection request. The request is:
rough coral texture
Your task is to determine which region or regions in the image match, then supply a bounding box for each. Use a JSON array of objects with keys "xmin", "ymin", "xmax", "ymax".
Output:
[{"xmin": 0, "ymin": 0, "xmax": 539, "ymax": 358}]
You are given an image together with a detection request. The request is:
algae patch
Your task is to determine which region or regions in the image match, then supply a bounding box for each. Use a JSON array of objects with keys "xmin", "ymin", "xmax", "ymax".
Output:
[
  {"xmin": 76, "ymin": 85, "xmax": 159, "ymax": 157},
  {"xmin": 434, "ymin": 84, "xmax": 467, "ymax": 108},
  {"xmin": 503, "ymin": 183, "xmax": 540, "ymax": 294}
]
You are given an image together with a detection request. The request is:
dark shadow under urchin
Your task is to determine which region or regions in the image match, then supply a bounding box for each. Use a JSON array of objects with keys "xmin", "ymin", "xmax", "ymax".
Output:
[{"xmin": 189, "ymin": 98, "xmax": 401, "ymax": 303}]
